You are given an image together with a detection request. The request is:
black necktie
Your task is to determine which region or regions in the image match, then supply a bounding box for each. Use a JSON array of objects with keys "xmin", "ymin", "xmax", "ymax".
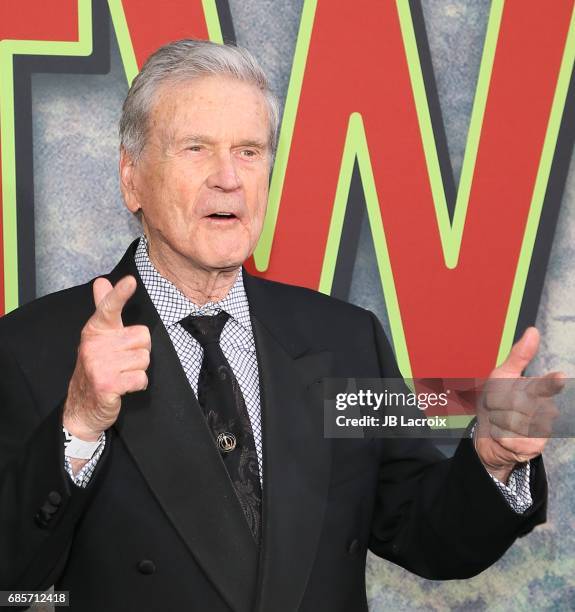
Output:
[{"xmin": 180, "ymin": 311, "xmax": 262, "ymax": 543}]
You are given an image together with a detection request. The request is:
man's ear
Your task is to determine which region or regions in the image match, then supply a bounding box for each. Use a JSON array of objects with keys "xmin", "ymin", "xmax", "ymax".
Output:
[{"xmin": 119, "ymin": 147, "xmax": 141, "ymax": 214}]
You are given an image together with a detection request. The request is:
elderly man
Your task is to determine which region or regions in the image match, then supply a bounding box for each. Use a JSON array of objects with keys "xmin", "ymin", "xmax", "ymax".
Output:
[{"xmin": 0, "ymin": 40, "xmax": 563, "ymax": 612}]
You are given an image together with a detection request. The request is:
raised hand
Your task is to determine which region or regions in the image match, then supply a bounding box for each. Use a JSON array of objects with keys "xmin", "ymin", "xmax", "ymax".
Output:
[
  {"xmin": 474, "ymin": 327, "xmax": 565, "ymax": 482},
  {"xmin": 63, "ymin": 275, "xmax": 151, "ymax": 441}
]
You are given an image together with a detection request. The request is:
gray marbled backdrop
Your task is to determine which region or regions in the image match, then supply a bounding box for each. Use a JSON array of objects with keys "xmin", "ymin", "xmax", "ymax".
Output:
[{"xmin": 30, "ymin": 1, "xmax": 574, "ymax": 610}]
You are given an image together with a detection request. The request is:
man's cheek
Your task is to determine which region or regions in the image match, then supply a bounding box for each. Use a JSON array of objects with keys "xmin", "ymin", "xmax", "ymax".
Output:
[{"xmin": 253, "ymin": 192, "xmax": 269, "ymax": 225}]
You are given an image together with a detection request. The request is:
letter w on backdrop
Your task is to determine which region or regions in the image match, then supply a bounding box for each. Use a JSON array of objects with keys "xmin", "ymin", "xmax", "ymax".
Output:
[{"xmin": 1, "ymin": 0, "xmax": 574, "ymax": 383}]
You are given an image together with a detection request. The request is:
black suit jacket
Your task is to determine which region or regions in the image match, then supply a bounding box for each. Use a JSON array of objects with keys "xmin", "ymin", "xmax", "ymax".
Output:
[{"xmin": 0, "ymin": 240, "xmax": 546, "ymax": 611}]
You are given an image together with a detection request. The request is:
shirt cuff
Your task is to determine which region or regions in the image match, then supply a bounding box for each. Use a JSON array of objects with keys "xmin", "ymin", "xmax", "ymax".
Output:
[
  {"xmin": 487, "ymin": 461, "xmax": 532, "ymax": 514},
  {"xmin": 63, "ymin": 432, "xmax": 106, "ymax": 488},
  {"xmin": 470, "ymin": 422, "xmax": 533, "ymax": 514}
]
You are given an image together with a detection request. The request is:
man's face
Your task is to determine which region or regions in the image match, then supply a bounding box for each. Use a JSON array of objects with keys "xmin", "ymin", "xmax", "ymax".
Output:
[{"xmin": 121, "ymin": 75, "xmax": 272, "ymax": 273}]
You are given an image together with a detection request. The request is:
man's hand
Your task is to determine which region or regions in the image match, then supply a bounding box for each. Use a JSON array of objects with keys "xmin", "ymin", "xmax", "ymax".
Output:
[
  {"xmin": 63, "ymin": 275, "xmax": 151, "ymax": 441},
  {"xmin": 475, "ymin": 327, "xmax": 565, "ymax": 483}
]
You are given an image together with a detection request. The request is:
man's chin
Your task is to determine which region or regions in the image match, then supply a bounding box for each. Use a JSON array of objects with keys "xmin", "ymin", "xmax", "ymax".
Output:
[
  {"xmin": 201, "ymin": 252, "xmax": 247, "ymax": 272},
  {"xmin": 197, "ymin": 235, "xmax": 251, "ymax": 270}
]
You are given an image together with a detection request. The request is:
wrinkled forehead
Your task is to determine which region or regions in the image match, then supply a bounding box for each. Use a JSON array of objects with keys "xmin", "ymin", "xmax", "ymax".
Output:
[{"xmin": 146, "ymin": 75, "xmax": 271, "ymax": 148}]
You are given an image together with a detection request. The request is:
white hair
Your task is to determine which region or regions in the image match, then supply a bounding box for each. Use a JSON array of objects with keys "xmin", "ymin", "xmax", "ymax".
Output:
[{"xmin": 119, "ymin": 39, "xmax": 280, "ymax": 160}]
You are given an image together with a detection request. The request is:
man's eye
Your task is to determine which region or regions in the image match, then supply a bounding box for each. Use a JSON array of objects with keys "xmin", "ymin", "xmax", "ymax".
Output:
[
  {"xmin": 188, "ymin": 145, "xmax": 202, "ymax": 152},
  {"xmin": 241, "ymin": 149, "xmax": 257, "ymax": 158}
]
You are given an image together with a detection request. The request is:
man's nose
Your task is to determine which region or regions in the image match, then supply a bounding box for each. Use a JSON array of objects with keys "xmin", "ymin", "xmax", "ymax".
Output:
[{"xmin": 206, "ymin": 152, "xmax": 241, "ymax": 191}]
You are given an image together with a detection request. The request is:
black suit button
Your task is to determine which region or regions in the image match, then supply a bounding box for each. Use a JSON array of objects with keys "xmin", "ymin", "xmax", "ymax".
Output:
[
  {"xmin": 38, "ymin": 509, "xmax": 52, "ymax": 523},
  {"xmin": 34, "ymin": 512, "xmax": 49, "ymax": 528},
  {"xmin": 137, "ymin": 560, "xmax": 156, "ymax": 575},
  {"xmin": 34, "ymin": 503, "xmax": 58, "ymax": 528},
  {"xmin": 48, "ymin": 491, "xmax": 62, "ymax": 506},
  {"xmin": 348, "ymin": 538, "xmax": 361, "ymax": 555},
  {"xmin": 40, "ymin": 502, "xmax": 59, "ymax": 516}
]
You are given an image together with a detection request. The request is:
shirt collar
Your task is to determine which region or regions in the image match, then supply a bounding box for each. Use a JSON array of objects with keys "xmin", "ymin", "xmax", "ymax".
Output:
[{"xmin": 134, "ymin": 235, "xmax": 252, "ymax": 332}]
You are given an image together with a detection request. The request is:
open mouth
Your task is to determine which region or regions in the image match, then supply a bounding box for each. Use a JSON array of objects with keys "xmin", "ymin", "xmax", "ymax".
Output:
[{"xmin": 207, "ymin": 212, "xmax": 237, "ymax": 220}]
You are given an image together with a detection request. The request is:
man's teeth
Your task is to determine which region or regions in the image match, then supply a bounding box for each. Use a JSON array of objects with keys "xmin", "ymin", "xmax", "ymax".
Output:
[{"xmin": 210, "ymin": 212, "xmax": 234, "ymax": 217}]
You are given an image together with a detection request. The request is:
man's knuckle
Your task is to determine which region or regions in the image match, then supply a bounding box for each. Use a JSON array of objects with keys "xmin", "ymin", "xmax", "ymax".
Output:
[
  {"xmin": 506, "ymin": 409, "xmax": 518, "ymax": 426},
  {"xmin": 83, "ymin": 355, "xmax": 102, "ymax": 379},
  {"xmin": 77, "ymin": 343, "xmax": 91, "ymax": 362},
  {"xmin": 510, "ymin": 413, "xmax": 523, "ymax": 434},
  {"xmin": 125, "ymin": 370, "xmax": 146, "ymax": 391},
  {"xmin": 126, "ymin": 325, "xmax": 148, "ymax": 344},
  {"xmin": 136, "ymin": 371, "xmax": 148, "ymax": 388},
  {"xmin": 137, "ymin": 326, "xmax": 151, "ymax": 346},
  {"xmin": 483, "ymin": 393, "xmax": 495, "ymax": 411}
]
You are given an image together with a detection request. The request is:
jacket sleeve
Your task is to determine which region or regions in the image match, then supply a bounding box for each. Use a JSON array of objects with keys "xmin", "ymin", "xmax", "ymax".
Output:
[
  {"xmin": 366, "ymin": 310, "xmax": 547, "ymax": 579},
  {"xmin": 0, "ymin": 345, "xmax": 111, "ymax": 590}
]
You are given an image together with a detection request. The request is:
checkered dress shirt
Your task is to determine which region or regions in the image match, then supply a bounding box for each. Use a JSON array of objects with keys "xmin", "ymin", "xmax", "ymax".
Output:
[{"xmin": 63, "ymin": 236, "xmax": 533, "ymax": 513}]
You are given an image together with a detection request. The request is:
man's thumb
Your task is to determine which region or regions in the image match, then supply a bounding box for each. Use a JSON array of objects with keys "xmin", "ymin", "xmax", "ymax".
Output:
[
  {"xmin": 499, "ymin": 326, "xmax": 540, "ymax": 376},
  {"xmin": 93, "ymin": 277, "xmax": 114, "ymax": 308}
]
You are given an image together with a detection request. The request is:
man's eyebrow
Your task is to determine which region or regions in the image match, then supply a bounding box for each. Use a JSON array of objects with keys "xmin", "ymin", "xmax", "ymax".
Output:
[
  {"xmin": 236, "ymin": 139, "xmax": 269, "ymax": 149},
  {"xmin": 176, "ymin": 135, "xmax": 269, "ymax": 149},
  {"xmin": 178, "ymin": 134, "xmax": 216, "ymax": 146}
]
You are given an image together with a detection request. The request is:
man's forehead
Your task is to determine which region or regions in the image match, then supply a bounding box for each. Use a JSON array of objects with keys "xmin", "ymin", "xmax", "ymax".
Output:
[
  {"xmin": 148, "ymin": 76, "xmax": 269, "ymax": 141},
  {"xmin": 150, "ymin": 76, "xmax": 269, "ymax": 127}
]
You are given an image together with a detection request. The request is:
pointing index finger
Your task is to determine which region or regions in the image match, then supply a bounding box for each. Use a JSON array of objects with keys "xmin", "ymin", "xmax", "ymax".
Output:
[
  {"xmin": 526, "ymin": 371, "xmax": 566, "ymax": 399},
  {"xmin": 91, "ymin": 275, "xmax": 137, "ymax": 330}
]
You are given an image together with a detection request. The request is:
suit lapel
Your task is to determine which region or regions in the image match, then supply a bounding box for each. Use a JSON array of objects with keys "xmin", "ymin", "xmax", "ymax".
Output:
[
  {"xmin": 107, "ymin": 241, "xmax": 259, "ymax": 612},
  {"xmin": 243, "ymin": 272, "xmax": 333, "ymax": 612}
]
